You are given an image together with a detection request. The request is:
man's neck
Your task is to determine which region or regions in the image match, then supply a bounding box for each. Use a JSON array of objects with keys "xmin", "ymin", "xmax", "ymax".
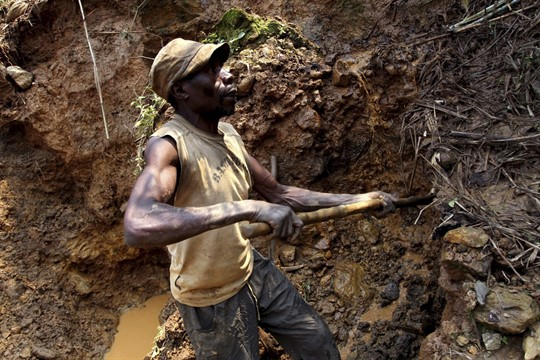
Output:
[{"xmin": 175, "ymin": 109, "xmax": 220, "ymax": 134}]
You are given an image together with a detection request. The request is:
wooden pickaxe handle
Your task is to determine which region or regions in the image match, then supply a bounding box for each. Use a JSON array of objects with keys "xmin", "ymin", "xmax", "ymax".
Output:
[{"xmin": 240, "ymin": 193, "xmax": 436, "ymax": 239}]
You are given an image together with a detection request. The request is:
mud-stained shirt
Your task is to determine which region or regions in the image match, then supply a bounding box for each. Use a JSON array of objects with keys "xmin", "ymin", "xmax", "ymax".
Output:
[{"xmin": 151, "ymin": 114, "xmax": 254, "ymax": 307}]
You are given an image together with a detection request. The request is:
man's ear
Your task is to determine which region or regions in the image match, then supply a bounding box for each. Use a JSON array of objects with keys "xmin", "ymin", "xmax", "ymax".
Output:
[{"xmin": 170, "ymin": 82, "xmax": 189, "ymax": 100}]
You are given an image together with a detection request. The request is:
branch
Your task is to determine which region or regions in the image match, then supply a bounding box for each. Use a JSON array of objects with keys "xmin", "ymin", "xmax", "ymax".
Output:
[{"xmin": 77, "ymin": 0, "xmax": 110, "ymax": 140}]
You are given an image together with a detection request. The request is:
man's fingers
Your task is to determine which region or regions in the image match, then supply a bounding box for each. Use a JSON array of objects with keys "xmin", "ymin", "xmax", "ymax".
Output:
[{"xmin": 288, "ymin": 222, "xmax": 302, "ymax": 243}]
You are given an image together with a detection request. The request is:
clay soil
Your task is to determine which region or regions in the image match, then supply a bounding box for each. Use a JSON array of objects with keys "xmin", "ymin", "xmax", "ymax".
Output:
[{"xmin": 0, "ymin": 0, "xmax": 538, "ymax": 359}]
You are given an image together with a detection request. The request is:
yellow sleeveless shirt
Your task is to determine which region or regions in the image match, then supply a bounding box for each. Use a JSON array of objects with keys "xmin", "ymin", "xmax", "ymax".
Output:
[{"xmin": 151, "ymin": 114, "xmax": 254, "ymax": 307}]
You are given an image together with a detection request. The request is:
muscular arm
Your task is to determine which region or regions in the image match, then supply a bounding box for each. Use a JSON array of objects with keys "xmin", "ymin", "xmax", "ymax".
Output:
[
  {"xmin": 249, "ymin": 154, "xmax": 395, "ymax": 212},
  {"xmin": 123, "ymin": 137, "xmax": 302, "ymax": 248}
]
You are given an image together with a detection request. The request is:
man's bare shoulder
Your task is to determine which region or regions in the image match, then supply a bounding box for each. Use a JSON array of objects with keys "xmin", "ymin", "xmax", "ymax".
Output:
[{"xmin": 144, "ymin": 136, "xmax": 179, "ymax": 166}]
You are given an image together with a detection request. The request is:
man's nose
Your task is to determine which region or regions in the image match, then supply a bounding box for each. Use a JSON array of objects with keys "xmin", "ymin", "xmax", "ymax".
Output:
[{"xmin": 220, "ymin": 69, "xmax": 234, "ymax": 84}]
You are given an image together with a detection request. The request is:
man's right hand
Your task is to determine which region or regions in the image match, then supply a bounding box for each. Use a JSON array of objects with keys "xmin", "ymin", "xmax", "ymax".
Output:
[{"xmin": 249, "ymin": 201, "xmax": 303, "ymax": 242}]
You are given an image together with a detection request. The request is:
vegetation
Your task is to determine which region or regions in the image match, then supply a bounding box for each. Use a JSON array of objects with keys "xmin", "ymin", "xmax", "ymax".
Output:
[
  {"xmin": 130, "ymin": 87, "xmax": 166, "ymax": 174},
  {"xmin": 203, "ymin": 8, "xmax": 311, "ymax": 52}
]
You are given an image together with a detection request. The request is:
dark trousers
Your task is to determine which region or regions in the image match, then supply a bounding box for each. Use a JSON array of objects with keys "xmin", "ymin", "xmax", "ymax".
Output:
[{"xmin": 176, "ymin": 249, "xmax": 341, "ymax": 360}]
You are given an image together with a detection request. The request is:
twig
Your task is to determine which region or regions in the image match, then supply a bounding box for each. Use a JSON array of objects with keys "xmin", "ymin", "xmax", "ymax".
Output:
[
  {"xmin": 129, "ymin": 0, "xmax": 149, "ymax": 32},
  {"xmin": 447, "ymin": 130, "xmax": 540, "ymax": 144},
  {"xmin": 77, "ymin": 0, "xmax": 109, "ymax": 139},
  {"xmin": 448, "ymin": 0, "xmax": 522, "ymax": 32},
  {"xmin": 414, "ymin": 199, "xmax": 438, "ymax": 225},
  {"xmin": 409, "ymin": 33, "xmax": 450, "ymax": 47},
  {"xmin": 490, "ymin": 238, "xmax": 526, "ymax": 282},
  {"xmin": 91, "ymin": 31, "xmax": 146, "ymax": 35},
  {"xmin": 415, "ymin": 100, "xmax": 469, "ymax": 120},
  {"xmin": 454, "ymin": 4, "xmax": 537, "ymax": 33},
  {"xmin": 281, "ymin": 264, "xmax": 305, "ymax": 272},
  {"xmin": 407, "ymin": 128, "xmax": 422, "ymax": 194}
]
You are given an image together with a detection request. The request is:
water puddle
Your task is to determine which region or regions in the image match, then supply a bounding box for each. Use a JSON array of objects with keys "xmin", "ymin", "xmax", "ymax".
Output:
[
  {"xmin": 105, "ymin": 294, "xmax": 170, "ymax": 360},
  {"xmin": 358, "ymin": 287, "xmax": 400, "ymax": 343}
]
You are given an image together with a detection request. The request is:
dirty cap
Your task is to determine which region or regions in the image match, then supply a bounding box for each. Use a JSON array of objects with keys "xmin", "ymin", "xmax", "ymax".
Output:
[{"xmin": 149, "ymin": 38, "xmax": 230, "ymax": 101}]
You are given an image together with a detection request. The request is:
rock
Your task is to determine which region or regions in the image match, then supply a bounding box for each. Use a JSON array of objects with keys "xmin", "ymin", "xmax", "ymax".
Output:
[
  {"xmin": 67, "ymin": 271, "xmax": 93, "ymax": 295},
  {"xmin": 32, "ymin": 346, "xmax": 56, "ymax": 359},
  {"xmin": 467, "ymin": 345, "xmax": 478, "ymax": 355},
  {"xmin": 440, "ymin": 246, "xmax": 492, "ymax": 280},
  {"xmin": 6, "ymin": 0, "xmax": 29, "ymax": 22},
  {"xmin": 357, "ymin": 220, "xmax": 380, "ymax": 245},
  {"xmin": 279, "ymin": 244, "xmax": 296, "ymax": 265},
  {"xmin": 474, "ymin": 280, "xmax": 489, "ymax": 305},
  {"xmin": 473, "ymin": 285, "xmax": 540, "ymax": 334},
  {"xmin": 456, "ymin": 335, "xmax": 469, "ymax": 346},
  {"xmin": 482, "ymin": 331, "xmax": 502, "ymax": 351},
  {"xmin": 320, "ymin": 273, "xmax": 332, "ymax": 288},
  {"xmin": 292, "ymin": 106, "xmax": 320, "ymax": 131},
  {"xmin": 523, "ymin": 321, "xmax": 540, "ymax": 360},
  {"xmin": 332, "ymin": 56, "xmax": 357, "ymax": 87},
  {"xmin": 443, "ymin": 227, "xmax": 489, "ymax": 248},
  {"xmin": 20, "ymin": 347, "xmax": 32, "ymax": 359},
  {"xmin": 6, "ymin": 66, "xmax": 34, "ymax": 90},
  {"xmin": 237, "ymin": 75, "xmax": 255, "ymax": 97},
  {"xmin": 314, "ymin": 236, "xmax": 331, "ymax": 250},
  {"xmin": 318, "ymin": 298, "xmax": 336, "ymax": 315},
  {"xmin": 380, "ymin": 282, "xmax": 400, "ymax": 307}
]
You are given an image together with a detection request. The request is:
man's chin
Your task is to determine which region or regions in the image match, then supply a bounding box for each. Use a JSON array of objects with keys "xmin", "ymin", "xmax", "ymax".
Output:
[{"xmin": 218, "ymin": 104, "xmax": 235, "ymax": 117}]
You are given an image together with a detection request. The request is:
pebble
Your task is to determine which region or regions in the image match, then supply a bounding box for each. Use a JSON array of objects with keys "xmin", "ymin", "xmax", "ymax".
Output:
[
  {"xmin": 32, "ymin": 346, "xmax": 56, "ymax": 359},
  {"xmin": 381, "ymin": 282, "xmax": 400, "ymax": 301},
  {"xmin": 482, "ymin": 332, "xmax": 502, "ymax": 351}
]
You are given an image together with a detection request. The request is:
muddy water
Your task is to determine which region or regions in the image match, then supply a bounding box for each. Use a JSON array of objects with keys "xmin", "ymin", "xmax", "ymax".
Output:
[{"xmin": 106, "ymin": 294, "xmax": 170, "ymax": 360}]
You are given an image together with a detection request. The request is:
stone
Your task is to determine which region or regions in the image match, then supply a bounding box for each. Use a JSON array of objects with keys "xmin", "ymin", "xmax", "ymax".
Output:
[
  {"xmin": 6, "ymin": 66, "xmax": 34, "ymax": 90},
  {"xmin": 292, "ymin": 106, "xmax": 320, "ymax": 131},
  {"xmin": 278, "ymin": 244, "xmax": 296, "ymax": 265},
  {"xmin": 314, "ymin": 236, "xmax": 331, "ymax": 250},
  {"xmin": 20, "ymin": 347, "xmax": 32, "ymax": 359},
  {"xmin": 332, "ymin": 56, "xmax": 357, "ymax": 87},
  {"xmin": 474, "ymin": 280, "xmax": 489, "ymax": 305},
  {"xmin": 482, "ymin": 331, "xmax": 502, "ymax": 351},
  {"xmin": 32, "ymin": 346, "xmax": 56, "ymax": 360},
  {"xmin": 380, "ymin": 281, "xmax": 400, "ymax": 307},
  {"xmin": 440, "ymin": 246, "xmax": 492, "ymax": 280},
  {"xmin": 456, "ymin": 335, "xmax": 469, "ymax": 346},
  {"xmin": 523, "ymin": 321, "xmax": 540, "ymax": 360},
  {"xmin": 473, "ymin": 285, "xmax": 540, "ymax": 334},
  {"xmin": 237, "ymin": 75, "xmax": 255, "ymax": 97},
  {"xmin": 318, "ymin": 299, "xmax": 336, "ymax": 315},
  {"xmin": 357, "ymin": 220, "xmax": 380, "ymax": 245},
  {"xmin": 443, "ymin": 227, "xmax": 489, "ymax": 248},
  {"xmin": 68, "ymin": 271, "xmax": 93, "ymax": 295}
]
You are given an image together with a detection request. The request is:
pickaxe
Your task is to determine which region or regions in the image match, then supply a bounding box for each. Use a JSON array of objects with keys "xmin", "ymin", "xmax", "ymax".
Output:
[{"xmin": 241, "ymin": 191, "xmax": 436, "ymax": 239}]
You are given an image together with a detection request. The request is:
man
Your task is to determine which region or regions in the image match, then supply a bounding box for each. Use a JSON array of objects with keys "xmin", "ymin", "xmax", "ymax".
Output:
[{"xmin": 124, "ymin": 38, "xmax": 395, "ymax": 360}]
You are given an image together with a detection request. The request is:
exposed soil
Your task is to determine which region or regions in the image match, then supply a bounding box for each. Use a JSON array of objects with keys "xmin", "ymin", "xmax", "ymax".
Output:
[{"xmin": 0, "ymin": 1, "xmax": 538, "ymax": 360}]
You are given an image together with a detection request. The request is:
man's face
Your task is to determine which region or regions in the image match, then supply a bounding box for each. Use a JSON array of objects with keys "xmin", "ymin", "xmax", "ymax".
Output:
[{"xmin": 181, "ymin": 56, "xmax": 237, "ymax": 119}]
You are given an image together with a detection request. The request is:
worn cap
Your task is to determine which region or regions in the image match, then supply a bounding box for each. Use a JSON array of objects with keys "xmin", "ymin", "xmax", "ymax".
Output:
[{"xmin": 149, "ymin": 38, "xmax": 230, "ymax": 101}]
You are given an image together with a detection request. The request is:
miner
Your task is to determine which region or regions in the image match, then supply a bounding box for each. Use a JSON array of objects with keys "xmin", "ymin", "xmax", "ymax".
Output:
[{"xmin": 124, "ymin": 37, "xmax": 395, "ymax": 359}]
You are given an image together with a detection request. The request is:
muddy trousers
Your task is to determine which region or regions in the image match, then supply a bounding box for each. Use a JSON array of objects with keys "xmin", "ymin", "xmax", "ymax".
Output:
[{"xmin": 176, "ymin": 249, "xmax": 341, "ymax": 360}]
